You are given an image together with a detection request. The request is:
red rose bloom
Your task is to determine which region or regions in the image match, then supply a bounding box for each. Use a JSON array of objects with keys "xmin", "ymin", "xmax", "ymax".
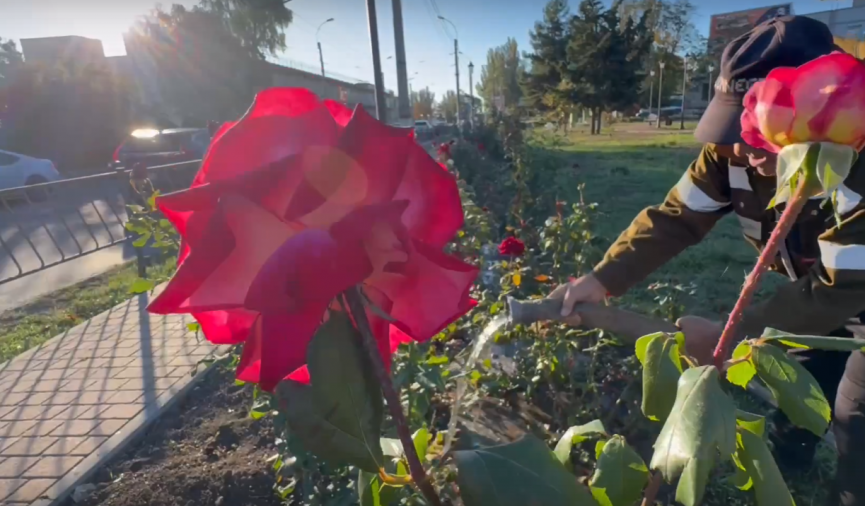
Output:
[
  {"xmin": 437, "ymin": 142, "xmax": 452, "ymax": 158},
  {"xmin": 148, "ymin": 88, "xmax": 478, "ymax": 391},
  {"xmin": 498, "ymin": 237, "xmax": 525, "ymax": 257}
]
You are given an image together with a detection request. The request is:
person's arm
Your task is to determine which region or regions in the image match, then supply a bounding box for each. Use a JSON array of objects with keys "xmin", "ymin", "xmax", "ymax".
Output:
[
  {"xmin": 593, "ymin": 144, "xmax": 733, "ymax": 296},
  {"xmin": 739, "ymin": 160, "xmax": 865, "ymax": 338}
]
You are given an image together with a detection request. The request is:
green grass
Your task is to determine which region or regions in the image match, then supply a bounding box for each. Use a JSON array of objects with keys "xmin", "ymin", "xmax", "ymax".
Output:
[
  {"xmin": 0, "ymin": 258, "xmax": 175, "ymax": 364},
  {"xmin": 530, "ymin": 123, "xmax": 834, "ymax": 506},
  {"xmin": 533, "ymin": 122, "xmax": 787, "ymax": 319}
]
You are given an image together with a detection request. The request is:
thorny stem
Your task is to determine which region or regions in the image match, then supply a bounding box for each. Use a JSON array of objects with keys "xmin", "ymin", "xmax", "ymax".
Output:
[
  {"xmin": 343, "ymin": 286, "xmax": 443, "ymax": 506},
  {"xmin": 712, "ymin": 175, "xmax": 813, "ymax": 369},
  {"xmin": 641, "ymin": 473, "xmax": 664, "ymax": 506}
]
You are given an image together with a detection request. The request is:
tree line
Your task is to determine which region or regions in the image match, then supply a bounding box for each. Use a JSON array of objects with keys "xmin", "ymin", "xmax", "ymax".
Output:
[
  {"xmin": 474, "ymin": 0, "xmax": 706, "ymax": 134},
  {"xmin": 0, "ymin": 0, "xmax": 292, "ymax": 172}
]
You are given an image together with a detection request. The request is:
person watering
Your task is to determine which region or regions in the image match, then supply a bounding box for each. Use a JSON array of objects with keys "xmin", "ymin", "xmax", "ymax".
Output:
[{"xmin": 550, "ymin": 16, "xmax": 865, "ymax": 506}]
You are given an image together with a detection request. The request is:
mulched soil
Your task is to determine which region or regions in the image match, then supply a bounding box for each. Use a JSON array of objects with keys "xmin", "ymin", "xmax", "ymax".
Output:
[{"xmin": 72, "ymin": 366, "xmax": 282, "ymax": 506}]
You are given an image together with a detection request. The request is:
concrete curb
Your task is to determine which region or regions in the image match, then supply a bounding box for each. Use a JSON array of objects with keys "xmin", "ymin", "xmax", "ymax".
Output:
[{"xmin": 35, "ymin": 344, "xmax": 233, "ymax": 506}]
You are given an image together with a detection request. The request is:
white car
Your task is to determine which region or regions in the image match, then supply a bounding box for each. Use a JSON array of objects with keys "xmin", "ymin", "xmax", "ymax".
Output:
[{"xmin": 0, "ymin": 149, "xmax": 61, "ymax": 190}]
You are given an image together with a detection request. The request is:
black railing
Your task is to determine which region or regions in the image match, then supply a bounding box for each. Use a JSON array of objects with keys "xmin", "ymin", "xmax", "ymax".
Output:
[{"xmin": 0, "ymin": 160, "xmax": 200, "ymax": 286}]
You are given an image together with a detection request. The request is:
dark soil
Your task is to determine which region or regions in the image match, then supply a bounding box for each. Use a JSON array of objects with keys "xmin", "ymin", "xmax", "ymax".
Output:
[{"xmin": 72, "ymin": 366, "xmax": 282, "ymax": 506}]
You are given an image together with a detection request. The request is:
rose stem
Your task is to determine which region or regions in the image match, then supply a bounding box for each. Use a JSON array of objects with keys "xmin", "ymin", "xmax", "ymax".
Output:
[
  {"xmin": 712, "ymin": 173, "xmax": 813, "ymax": 369},
  {"xmin": 343, "ymin": 286, "xmax": 443, "ymax": 506},
  {"xmin": 642, "ymin": 473, "xmax": 664, "ymax": 506}
]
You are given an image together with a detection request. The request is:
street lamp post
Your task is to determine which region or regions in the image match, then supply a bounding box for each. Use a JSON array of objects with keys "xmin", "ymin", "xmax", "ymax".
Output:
[
  {"xmin": 438, "ymin": 15, "xmax": 460, "ymax": 132},
  {"xmin": 657, "ymin": 61, "xmax": 665, "ymax": 129},
  {"xmin": 680, "ymin": 55, "xmax": 687, "ymax": 130},
  {"xmin": 649, "ymin": 70, "xmax": 655, "ymax": 125},
  {"xmin": 468, "ymin": 61, "xmax": 475, "ymax": 130},
  {"xmin": 708, "ymin": 65, "xmax": 715, "ymax": 101},
  {"xmin": 316, "ymin": 18, "xmax": 335, "ymax": 77}
]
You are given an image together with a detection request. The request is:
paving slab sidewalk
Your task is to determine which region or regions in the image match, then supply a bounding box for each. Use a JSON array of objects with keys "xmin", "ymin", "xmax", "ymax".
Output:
[{"xmin": 0, "ymin": 291, "xmax": 224, "ymax": 505}]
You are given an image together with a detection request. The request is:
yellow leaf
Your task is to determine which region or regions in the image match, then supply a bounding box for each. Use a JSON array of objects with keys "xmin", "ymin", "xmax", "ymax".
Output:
[
  {"xmin": 534, "ymin": 275, "xmax": 551, "ymax": 282},
  {"xmin": 513, "ymin": 273, "xmax": 522, "ymax": 287}
]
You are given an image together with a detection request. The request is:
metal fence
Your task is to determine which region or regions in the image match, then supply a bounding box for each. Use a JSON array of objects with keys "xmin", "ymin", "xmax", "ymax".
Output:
[{"xmin": 0, "ymin": 160, "xmax": 200, "ymax": 286}]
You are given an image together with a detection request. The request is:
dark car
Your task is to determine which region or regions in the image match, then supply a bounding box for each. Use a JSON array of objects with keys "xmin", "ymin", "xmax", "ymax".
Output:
[{"xmin": 109, "ymin": 128, "xmax": 211, "ymax": 170}]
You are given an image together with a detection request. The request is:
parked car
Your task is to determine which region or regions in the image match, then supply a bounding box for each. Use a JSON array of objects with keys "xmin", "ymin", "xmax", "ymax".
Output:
[
  {"xmin": 414, "ymin": 120, "xmax": 434, "ymax": 136},
  {"xmin": 0, "ymin": 149, "xmax": 61, "ymax": 190},
  {"xmin": 108, "ymin": 128, "xmax": 211, "ymax": 170}
]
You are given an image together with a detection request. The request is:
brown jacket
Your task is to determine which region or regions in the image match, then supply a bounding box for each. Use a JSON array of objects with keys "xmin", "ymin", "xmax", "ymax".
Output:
[{"xmin": 593, "ymin": 144, "xmax": 865, "ymax": 339}]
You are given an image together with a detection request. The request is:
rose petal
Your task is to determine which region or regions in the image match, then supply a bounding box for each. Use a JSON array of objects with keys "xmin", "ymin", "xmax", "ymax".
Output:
[
  {"xmin": 149, "ymin": 194, "xmax": 302, "ymax": 314},
  {"xmin": 194, "ymin": 88, "xmax": 339, "ymax": 185},
  {"xmin": 324, "ymin": 99, "xmax": 354, "ymax": 127},
  {"xmin": 236, "ymin": 306, "xmax": 328, "ymax": 391},
  {"xmin": 367, "ymin": 238, "xmax": 478, "ymax": 341},
  {"xmin": 393, "ymin": 143, "xmax": 464, "ymax": 247},
  {"xmin": 193, "ymin": 309, "xmax": 257, "ymax": 344},
  {"xmin": 245, "ymin": 228, "xmax": 371, "ymax": 314}
]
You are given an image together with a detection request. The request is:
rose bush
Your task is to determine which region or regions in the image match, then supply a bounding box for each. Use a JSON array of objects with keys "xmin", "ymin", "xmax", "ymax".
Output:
[{"xmin": 148, "ymin": 88, "xmax": 478, "ymax": 391}]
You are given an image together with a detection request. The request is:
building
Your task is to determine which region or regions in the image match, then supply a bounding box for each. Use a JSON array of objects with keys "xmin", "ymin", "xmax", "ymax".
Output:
[
  {"xmin": 707, "ymin": 5, "xmax": 792, "ymax": 62},
  {"xmin": 19, "ymin": 35, "xmax": 105, "ymax": 67},
  {"xmin": 805, "ymin": 0, "xmax": 865, "ymax": 39}
]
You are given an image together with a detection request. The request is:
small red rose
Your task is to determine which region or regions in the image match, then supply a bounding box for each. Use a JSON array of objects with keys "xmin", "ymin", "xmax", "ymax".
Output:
[{"xmin": 498, "ymin": 237, "xmax": 525, "ymax": 257}]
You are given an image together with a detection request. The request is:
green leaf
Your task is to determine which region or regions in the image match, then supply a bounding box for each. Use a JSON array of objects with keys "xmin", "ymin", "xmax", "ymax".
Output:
[
  {"xmin": 735, "ymin": 411, "xmax": 766, "ymax": 438},
  {"xmin": 730, "ymin": 451, "xmax": 753, "ymax": 491},
  {"xmin": 736, "ymin": 428, "xmax": 795, "ymax": 506},
  {"xmin": 380, "ymin": 438, "xmax": 403, "ymax": 458},
  {"xmin": 413, "ymin": 427, "xmax": 430, "ymax": 462},
  {"xmin": 751, "ymin": 343, "xmax": 830, "ymax": 437},
  {"xmin": 425, "ymin": 355, "xmax": 449, "ymax": 366},
  {"xmin": 129, "ymin": 278, "xmax": 155, "ymax": 294},
  {"xmin": 186, "ymin": 322, "xmax": 201, "ymax": 333},
  {"xmin": 358, "ymin": 471, "xmax": 398, "ymax": 506},
  {"xmin": 636, "ymin": 332, "xmax": 683, "ymax": 422},
  {"xmin": 275, "ymin": 312, "xmax": 384, "ymax": 473},
  {"xmin": 132, "ymin": 231, "xmax": 151, "ymax": 248},
  {"xmin": 126, "ymin": 204, "xmax": 145, "ymax": 214},
  {"xmin": 147, "ymin": 190, "xmax": 161, "ymax": 210},
  {"xmin": 650, "ymin": 366, "xmax": 737, "ymax": 506},
  {"xmin": 454, "ymin": 435, "xmax": 599, "ymax": 506},
  {"xmin": 589, "ymin": 435, "xmax": 649, "ymax": 506},
  {"xmin": 726, "ymin": 342, "xmax": 756, "ymax": 388},
  {"xmin": 762, "ymin": 327, "xmax": 865, "ymax": 352},
  {"xmin": 675, "ymin": 450, "xmax": 716, "ymax": 506},
  {"xmin": 554, "ymin": 419, "xmax": 607, "ymax": 467},
  {"xmin": 594, "ymin": 440, "xmax": 606, "ymax": 461}
]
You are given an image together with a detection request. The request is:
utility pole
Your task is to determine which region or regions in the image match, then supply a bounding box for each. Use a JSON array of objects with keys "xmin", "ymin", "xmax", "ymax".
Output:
[
  {"xmin": 680, "ymin": 55, "xmax": 687, "ymax": 130},
  {"xmin": 391, "ymin": 0, "xmax": 411, "ymax": 124},
  {"xmin": 439, "ymin": 16, "xmax": 460, "ymax": 130},
  {"xmin": 708, "ymin": 65, "xmax": 715, "ymax": 101},
  {"xmin": 365, "ymin": 0, "xmax": 387, "ymax": 121},
  {"xmin": 468, "ymin": 62, "xmax": 475, "ymax": 130},
  {"xmin": 648, "ymin": 70, "xmax": 655, "ymax": 123},
  {"xmin": 657, "ymin": 61, "xmax": 665, "ymax": 129},
  {"xmin": 316, "ymin": 18, "xmax": 335, "ymax": 78}
]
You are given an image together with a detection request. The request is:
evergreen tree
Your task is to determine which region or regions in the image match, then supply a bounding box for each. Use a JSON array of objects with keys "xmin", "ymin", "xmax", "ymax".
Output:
[{"xmin": 522, "ymin": 0, "xmax": 570, "ymax": 125}]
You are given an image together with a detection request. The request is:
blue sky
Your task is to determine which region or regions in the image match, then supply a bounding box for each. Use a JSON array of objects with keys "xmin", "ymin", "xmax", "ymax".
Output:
[{"xmin": 0, "ymin": 0, "xmax": 855, "ymax": 99}]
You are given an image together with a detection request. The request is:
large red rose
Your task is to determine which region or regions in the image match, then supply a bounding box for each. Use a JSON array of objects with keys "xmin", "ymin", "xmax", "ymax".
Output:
[{"xmin": 148, "ymin": 88, "xmax": 478, "ymax": 391}]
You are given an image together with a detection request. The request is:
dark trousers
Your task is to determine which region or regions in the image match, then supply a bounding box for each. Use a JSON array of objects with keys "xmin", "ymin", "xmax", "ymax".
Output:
[{"xmin": 770, "ymin": 330, "xmax": 865, "ymax": 506}]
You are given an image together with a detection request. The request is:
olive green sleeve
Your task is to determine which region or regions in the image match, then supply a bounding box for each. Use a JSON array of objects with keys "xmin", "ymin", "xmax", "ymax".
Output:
[
  {"xmin": 740, "ymin": 160, "xmax": 865, "ymax": 338},
  {"xmin": 593, "ymin": 144, "xmax": 733, "ymax": 296}
]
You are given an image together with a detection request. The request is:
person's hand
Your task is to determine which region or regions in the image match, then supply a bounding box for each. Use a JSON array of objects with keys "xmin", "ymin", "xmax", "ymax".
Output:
[
  {"xmin": 547, "ymin": 274, "xmax": 608, "ymax": 326},
  {"xmin": 676, "ymin": 316, "xmax": 723, "ymax": 365}
]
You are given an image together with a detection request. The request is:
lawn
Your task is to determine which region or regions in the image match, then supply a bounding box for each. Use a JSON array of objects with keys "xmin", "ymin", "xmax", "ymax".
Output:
[
  {"xmin": 535, "ymin": 121, "xmax": 787, "ymax": 319},
  {"xmin": 0, "ymin": 258, "xmax": 175, "ymax": 364},
  {"xmin": 532, "ymin": 121, "xmax": 835, "ymax": 506}
]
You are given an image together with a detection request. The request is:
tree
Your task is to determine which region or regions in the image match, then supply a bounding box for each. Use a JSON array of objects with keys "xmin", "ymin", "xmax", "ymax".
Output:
[
  {"xmin": 522, "ymin": 0, "xmax": 571, "ymax": 125},
  {"xmin": 128, "ymin": 4, "xmax": 260, "ymax": 125},
  {"xmin": 476, "ymin": 38, "xmax": 524, "ymax": 113},
  {"xmin": 566, "ymin": 0, "xmax": 653, "ymax": 133},
  {"xmin": 438, "ymin": 90, "xmax": 458, "ymax": 123},
  {"xmin": 0, "ymin": 38, "xmax": 22, "ymax": 84},
  {"xmin": 199, "ymin": 0, "xmax": 293, "ymax": 58},
  {"xmin": 1, "ymin": 58, "xmax": 135, "ymax": 171},
  {"xmin": 413, "ymin": 88, "xmax": 435, "ymax": 119}
]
